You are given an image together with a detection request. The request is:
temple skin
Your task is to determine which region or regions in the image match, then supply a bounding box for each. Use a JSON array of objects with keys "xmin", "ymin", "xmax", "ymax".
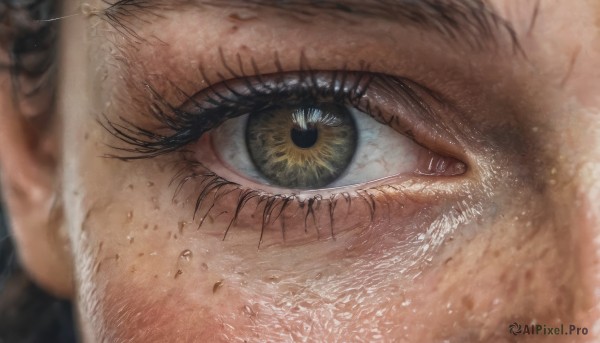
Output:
[{"xmin": 0, "ymin": 0, "xmax": 599, "ymax": 342}]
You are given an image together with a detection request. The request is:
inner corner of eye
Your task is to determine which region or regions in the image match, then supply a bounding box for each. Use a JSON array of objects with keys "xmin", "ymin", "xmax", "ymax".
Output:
[
  {"xmin": 205, "ymin": 101, "xmax": 466, "ymax": 191},
  {"xmin": 414, "ymin": 149, "xmax": 468, "ymax": 177}
]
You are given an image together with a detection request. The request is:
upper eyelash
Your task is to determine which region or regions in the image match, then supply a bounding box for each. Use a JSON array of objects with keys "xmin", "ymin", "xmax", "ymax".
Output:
[{"xmin": 101, "ymin": 62, "xmax": 376, "ymax": 161}]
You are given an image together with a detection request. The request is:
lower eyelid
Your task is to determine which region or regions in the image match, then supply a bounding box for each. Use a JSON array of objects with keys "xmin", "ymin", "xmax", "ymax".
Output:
[{"xmin": 170, "ymin": 158, "xmax": 473, "ymax": 247}]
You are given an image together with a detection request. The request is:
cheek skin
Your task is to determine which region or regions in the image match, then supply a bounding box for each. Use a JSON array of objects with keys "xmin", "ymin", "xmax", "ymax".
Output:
[{"xmin": 62, "ymin": 118, "xmax": 583, "ymax": 343}]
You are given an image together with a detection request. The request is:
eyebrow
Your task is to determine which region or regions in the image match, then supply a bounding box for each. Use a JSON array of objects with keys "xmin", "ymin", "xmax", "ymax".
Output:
[{"xmin": 102, "ymin": 0, "xmax": 522, "ymax": 53}]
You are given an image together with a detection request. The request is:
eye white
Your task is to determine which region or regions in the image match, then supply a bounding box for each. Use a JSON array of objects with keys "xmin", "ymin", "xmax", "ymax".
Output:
[{"xmin": 211, "ymin": 107, "xmax": 422, "ymax": 189}]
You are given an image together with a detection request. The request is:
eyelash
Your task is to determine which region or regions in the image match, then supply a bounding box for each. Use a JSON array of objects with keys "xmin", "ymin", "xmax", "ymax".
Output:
[
  {"xmin": 102, "ymin": 55, "xmax": 441, "ymax": 246},
  {"xmin": 102, "ymin": 60, "xmax": 375, "ymax": 159}
]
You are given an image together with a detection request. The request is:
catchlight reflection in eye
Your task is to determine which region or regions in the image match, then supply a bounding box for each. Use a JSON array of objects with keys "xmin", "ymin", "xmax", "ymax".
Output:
[{"xmin": 212, "ymin": 102, "xmax": 436, "ymax": 190}]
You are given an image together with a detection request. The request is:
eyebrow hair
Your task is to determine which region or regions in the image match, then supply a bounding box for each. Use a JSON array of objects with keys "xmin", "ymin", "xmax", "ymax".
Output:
[{"xmin": 102, "ymin": 0, "xmax": 523, "ymax": 53}]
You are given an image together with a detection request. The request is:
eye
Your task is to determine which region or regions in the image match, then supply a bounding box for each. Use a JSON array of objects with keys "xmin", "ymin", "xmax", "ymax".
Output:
[
  {"xmin": 211, "ymin": 103, "xmax": 439, "ymax": 190},
  {"xmin": 183, "ymin": 71, "xmax": 467, "ymax": 194},
  {"xmin": 104, "ymin": 69, "xmax": 468, "ymax": 243}
]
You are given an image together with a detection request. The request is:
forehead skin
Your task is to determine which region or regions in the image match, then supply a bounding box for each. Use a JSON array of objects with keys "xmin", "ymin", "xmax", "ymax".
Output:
[{"xmin": 56, "ymin": 0, "xmax": 600, "ymax": 342}]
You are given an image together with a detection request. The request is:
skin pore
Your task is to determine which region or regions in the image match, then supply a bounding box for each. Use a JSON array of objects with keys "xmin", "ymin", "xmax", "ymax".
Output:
[{"xmin": 1, "ymin": 0, "xmax": 600, "ymax": 342}]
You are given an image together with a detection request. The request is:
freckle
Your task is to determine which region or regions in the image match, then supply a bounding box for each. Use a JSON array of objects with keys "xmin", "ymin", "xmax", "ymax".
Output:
[
  {"xmin": 84, "ymin": 132, "xmax": 89, "ymax": 140},
  {"xmin": 153, "ymin": 225, "xmax": 159, "ymax": 231},
  {"xmin": 174, "ymin": 269, "xmax": 183, "ymax": 279},
  {"xmin": 229, "ymin": 12, "xmax": 258, "ymax": 22},
  {"xmin": 138, "ymin": 252, "xmax": 144, "ymax": 257},
  {"xmin": 180, "ymin": 249, "xmax": 193, "ymax": 262},
  {"xmin": 266, "ymin": 275, "xmax": 280, "ymax": 283},
  {"xmin": 200, "ymin": 262, "xmax": 208, "ymax": 270},
  {"xmin": 213, "ymin": 280, "xmax": 224, "ymax": 293},
  {"xmin": 115, "ymin": 254, "xmax": 120, "ymax": 261},
  {"xmin": 461, "ymin": 295, "xmax": 474, "ymax": 310},
  {"xmin": 499, "ymin": 270, "xmax": 507, "ymax": 283},
  {"xmin": 524, "ymin": 269, "xmax": 534, "ymax": 282},
  {"xmin": 154, "ymin": 274, "xmax": 158, "ymax": 279},
  {"xmin": 147, "ymin": 181, "xmax": 154, "ymax": 187},
  {"xmin": 173, "ymin": 234, "xmax": 178, "ymax": 240},
  {"xmin": 178, "ymin": 221, "xmax": 187, "ymax": 234},
  {"xmin": 143, "ymin": 224, "xmax": 148, "ymax": 230},
  {"xmin": 128, "ymin": 184, "xmax": 134, "ymax": 190}
]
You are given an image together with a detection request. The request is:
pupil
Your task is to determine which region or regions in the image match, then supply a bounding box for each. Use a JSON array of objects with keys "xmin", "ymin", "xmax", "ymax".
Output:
[{"xmin": 290, "ymin": 126, "xmax": 318, "ymax": 148}]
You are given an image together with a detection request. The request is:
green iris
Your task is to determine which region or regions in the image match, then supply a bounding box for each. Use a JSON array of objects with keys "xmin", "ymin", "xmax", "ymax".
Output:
[{"xmin": 246, "ymin": 103, "xmax": 358, "ymax": 189}]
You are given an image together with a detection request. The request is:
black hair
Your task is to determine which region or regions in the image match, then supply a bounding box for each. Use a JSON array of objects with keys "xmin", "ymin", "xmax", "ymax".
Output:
[
  {"xmin": 0, "ymin": 202, "xmax": 76, "ymax": 343},
  {"xmin": 0, "ymin": 0, "xmax": 76, "ymax": 342}
]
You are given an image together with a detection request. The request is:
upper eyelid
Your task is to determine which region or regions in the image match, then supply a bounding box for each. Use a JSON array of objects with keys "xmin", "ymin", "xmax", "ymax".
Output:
[{"xmin": 101, "ymin": 68, "xmax": 470, "ymax": 173}]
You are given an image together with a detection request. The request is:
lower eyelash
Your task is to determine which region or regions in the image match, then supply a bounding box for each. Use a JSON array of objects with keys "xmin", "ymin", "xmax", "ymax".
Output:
[{"xmin": 171, "ymin": 156, "xmax": 395, "ymax": 248}]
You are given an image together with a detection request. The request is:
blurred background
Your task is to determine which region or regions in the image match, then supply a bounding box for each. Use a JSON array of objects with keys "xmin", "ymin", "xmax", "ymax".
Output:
[{"xmin": 0, "ymin": 194, "xmax": 76, "ymax": 343}]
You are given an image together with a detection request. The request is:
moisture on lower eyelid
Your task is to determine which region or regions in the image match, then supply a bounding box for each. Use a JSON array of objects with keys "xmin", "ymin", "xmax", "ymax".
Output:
[{"xmin": 245, "ymin": 103, "xmax": 358, "ymax": 189}]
